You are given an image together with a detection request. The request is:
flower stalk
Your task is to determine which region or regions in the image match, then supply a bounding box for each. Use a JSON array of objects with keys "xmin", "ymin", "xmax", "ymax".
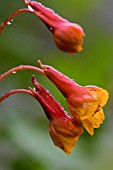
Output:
[
  {"xmin": 0, "ymin": 65, "xmax": 45, "ymax": 81},
  {"xmin": 0, "ymin": 8, "xmax": 32, "ymax": 34},
  {"xmin": 0, "ymin": 89, "xmax": 34, "ymax": 103}
]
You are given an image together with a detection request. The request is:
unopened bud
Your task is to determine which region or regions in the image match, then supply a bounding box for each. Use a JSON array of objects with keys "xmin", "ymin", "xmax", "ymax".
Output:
[{"xmin": 24, "ymin": 0, "xmax": 85, "ymax": 54}]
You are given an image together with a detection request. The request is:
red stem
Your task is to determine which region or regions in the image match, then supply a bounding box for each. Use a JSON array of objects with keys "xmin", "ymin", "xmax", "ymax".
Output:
[
  {"xmin": 0, "ymin": 89, "xmax": 35, "ymax": 103},
  {"xmin": 0, "ymin": 65, "xmax": 45, "ymax": 81},
  {"xmin": 0, "ymin": 8, "xmax": 32, "ymax": 33}
]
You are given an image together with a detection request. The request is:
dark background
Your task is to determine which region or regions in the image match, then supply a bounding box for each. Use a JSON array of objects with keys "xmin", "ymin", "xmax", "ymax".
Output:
[{"xmin": 0, "ymin": 0, "xmax": 113, "ymax": 170}]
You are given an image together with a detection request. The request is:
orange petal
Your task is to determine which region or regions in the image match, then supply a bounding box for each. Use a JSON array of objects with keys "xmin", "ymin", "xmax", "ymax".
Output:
[
  {"xmin": 89, "ymin": 108, "xmax": 105, "ymax": 128},
  {"xmin": 85, "ymin": 86, "xmax": 109, "ymax": 107},
  {"xmin": 81, "ymin": 119, "xmax": 94, "ymax": 136}
]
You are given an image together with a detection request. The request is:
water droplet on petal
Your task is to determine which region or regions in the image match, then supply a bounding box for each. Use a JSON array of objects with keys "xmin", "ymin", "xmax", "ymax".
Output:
[
  {"xmin": 28, "ymin": 5, "xmax": 34, "ymax": 12},
  {"xmin": 83, "ymin": 102, "xmax": 90, "ymax": 107},
  {"xmin": 50, "ymin": 27, "xmax": 53, "ymax": 31},
  {"xmin": 83, "ymin": 95, "xmax": 90, "ymax": 99},
  {"xmin": 33, "ymin": 87, "xmax": 36, "ymax": 91},
  {"xmin": 13, "ymin": 71, "xmax": 16, "ymax": 74}
]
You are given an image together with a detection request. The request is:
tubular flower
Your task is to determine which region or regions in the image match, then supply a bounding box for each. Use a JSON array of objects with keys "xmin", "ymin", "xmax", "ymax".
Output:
[
  {"xmin": 30, "ymin": 75, "xmax": 83, "ymax": 154},
  {"xmin": 38, "ymin": 61, "xmax": 109, "ymax": 136},
  {"xmin": 24, "ymin": 0, "xmax": 85, "ymax": 54}
]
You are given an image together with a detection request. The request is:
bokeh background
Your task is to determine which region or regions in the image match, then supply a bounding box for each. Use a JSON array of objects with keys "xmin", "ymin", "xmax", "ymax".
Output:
[{"xmin": 0, "ymin": 0, "xmax": 113, "ymax": 170}]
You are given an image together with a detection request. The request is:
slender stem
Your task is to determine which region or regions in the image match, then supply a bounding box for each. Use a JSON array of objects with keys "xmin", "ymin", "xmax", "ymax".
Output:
[
  {"xmin": 0, "ymin": 89, "xmax": 35, "ymax": 103},
  {"xmin": 0, "ymin": 65, "xmax": 45, "ymax": 81},
  {"xmin": 0, "ymin": 8, "xmax": 32, "ymax": 33}
]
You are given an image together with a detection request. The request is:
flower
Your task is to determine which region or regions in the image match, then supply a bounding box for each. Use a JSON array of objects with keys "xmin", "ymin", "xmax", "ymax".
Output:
[
  {"xmin": 24, "ymin": 0, "xmax": 85, "ymax": 54},
  {"xmin": 29, "ymin": 75, "xmax": 83, "ymax": 154},
  {"xmin": 38, "ymin": 61, "xmax": 109, "ymax": 135}
]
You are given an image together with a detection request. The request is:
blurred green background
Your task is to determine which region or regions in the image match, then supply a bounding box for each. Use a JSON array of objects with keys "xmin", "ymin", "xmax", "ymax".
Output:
[{"xmin": 0, "ymin": 0, "xmax": 113, "ymax": 170}]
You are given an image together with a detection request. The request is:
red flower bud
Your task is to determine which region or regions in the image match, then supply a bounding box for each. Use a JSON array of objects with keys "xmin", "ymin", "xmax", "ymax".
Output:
[
  {"xmin": 24, "ymin": 0, "xmax": 85, "ymax": 54},
  {"xmin": 38, "ymin": 61, "xmax": 109, "ymax": 135},
  {"xmin": 30, "ymin": 75, "xmax": 83, "ymax": 154}
]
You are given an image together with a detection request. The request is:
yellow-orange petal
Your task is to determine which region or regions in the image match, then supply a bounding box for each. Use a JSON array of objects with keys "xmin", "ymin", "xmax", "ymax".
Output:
[
  {"xmin": 49, "ymin": 117, "xmax": 83, "ymax": 154},
  {"xmin": 89, "ymin": 108, "xmax": 105, "ymax": 128},
  {"xmin": 81, "ymin": 108, "xmax": 105, "ymax": 135},
  {"xmin": 81, "ymin": 119, "xmax": 94, "ymax": 136},
  {"xmin": 67, "ymin": 99, "xmax": 98, "ymax": 120},
  {"xmin": 49, "ymin": 123, "xmax": 79, "ymax": 154},
  {"xmin": 85, "ymin": 86, "xmax": 109, "ymax": 107}
]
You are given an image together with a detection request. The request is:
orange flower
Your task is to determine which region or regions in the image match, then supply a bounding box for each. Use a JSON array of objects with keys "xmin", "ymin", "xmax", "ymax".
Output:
[
  {"xmin": 38, "ymin": 61, "xmax": 109, "ymax": 135},
  {"xmin": 24, "ymin": 0, "xmax": 85, "ymax": 54},
  {"xmin": 30, "ymin": 75, "xmax": 83, "ymax": 154}
]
